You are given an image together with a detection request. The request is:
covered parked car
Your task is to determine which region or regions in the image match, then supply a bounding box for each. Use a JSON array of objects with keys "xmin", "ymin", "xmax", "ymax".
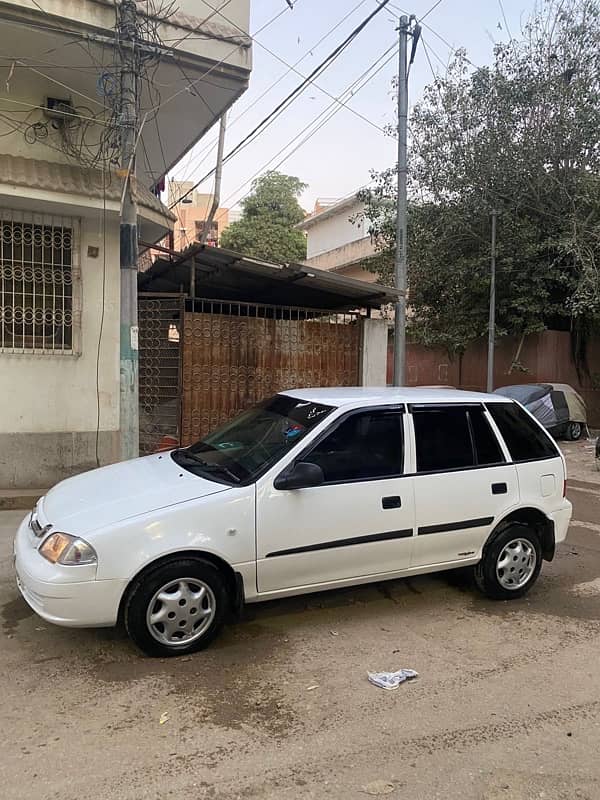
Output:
[{"xmin": 494, "ymin": 383, "xmax": 586, "ymax": 440}]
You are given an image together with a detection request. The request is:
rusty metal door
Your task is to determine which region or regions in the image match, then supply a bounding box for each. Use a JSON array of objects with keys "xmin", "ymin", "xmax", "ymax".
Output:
[
  {"xmin": 181, "ymin": 300, "xmax": 360, "ymax": 444},
  {"xmin": 138, "ymin": 295, "xmax": 183, "ymax": 455}
]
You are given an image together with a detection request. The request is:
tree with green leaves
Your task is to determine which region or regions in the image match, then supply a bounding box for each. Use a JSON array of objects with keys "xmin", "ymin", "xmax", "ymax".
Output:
[
  {"xmin": 220, "ymin": 171, "xmax": 308, "ymax": 263},
  {"xmin": 359, "ymin": 0, "xmax": 600, "ymax": 366}
]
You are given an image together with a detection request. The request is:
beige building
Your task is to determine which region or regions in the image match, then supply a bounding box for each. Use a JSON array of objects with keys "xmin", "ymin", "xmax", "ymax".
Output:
[
  {"xmin": 169, "ymin": 182, "xmax": 231, "ymax": 250},
  {"xmin": 296, "ymin": 194, "xmax": 378, "ymax": 282},
  {"xmin": 0, "ymin": 0, "xmax": 252, "ymax": 488}
]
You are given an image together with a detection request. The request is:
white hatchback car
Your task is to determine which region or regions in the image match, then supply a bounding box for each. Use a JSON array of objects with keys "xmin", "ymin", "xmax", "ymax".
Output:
[{"xmin": 14, "ymin": 388, "xmax": 572, "ymax": 657}]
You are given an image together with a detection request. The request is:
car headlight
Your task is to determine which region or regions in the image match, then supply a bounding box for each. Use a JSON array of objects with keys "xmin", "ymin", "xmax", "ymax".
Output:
[{"xmin": 39, "ymin": 532, "xmax": 97, "ymax": 565}]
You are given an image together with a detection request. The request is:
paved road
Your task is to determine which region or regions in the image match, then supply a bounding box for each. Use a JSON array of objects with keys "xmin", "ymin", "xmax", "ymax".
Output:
[{"xmin": 1, "ymin": 485, "xmax": 600, "ymax": 800}]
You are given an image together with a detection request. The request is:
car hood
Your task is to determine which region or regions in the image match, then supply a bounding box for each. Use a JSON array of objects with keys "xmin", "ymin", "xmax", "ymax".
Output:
[{"xmin": 40, "ymin": 453, "xmax": 231, "ymax": 535}]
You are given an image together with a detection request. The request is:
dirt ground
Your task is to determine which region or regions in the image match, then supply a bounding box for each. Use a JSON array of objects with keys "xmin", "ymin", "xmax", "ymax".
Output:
[
  {"xmin": 1, "ymin": 445, "xmax": 600, "ymax": 800},
  {"xmin": 561, "ymin": 436, "xmax": 599, "ymax": 485}
]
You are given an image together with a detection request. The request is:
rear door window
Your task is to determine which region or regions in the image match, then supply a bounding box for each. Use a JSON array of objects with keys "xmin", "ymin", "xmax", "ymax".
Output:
[
  {"xmin": 413, "ymin": 407, "xmax": 474, "ymax": 472},
  {"xmin": 413, "ymin": 405, "xmax": 505, "ymax": 472},
  {"xmin": 469, "ymin": 408, "xmax": 504, "ymax": 465},
  {"xmin": 486, "ymin": 402, "xmax": 559, "ymax": 461}
]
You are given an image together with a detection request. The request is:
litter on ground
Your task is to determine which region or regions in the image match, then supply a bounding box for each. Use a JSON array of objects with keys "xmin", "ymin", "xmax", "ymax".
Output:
[{"xmin": 367, "ymin": 669, "xmax": 418, "ymax": 690}]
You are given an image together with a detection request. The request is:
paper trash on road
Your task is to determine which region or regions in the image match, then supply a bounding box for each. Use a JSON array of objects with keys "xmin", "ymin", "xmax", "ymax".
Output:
[
  {"xmin": 361, "ymin": 780, "xmax": 396, "ymax": 795},
  {"xmin": 367, "ymin": 669, "xmax": 418, "ymax": 690}
]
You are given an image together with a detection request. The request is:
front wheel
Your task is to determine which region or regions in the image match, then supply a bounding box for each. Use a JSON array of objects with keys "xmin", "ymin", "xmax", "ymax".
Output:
[
  {"xmin": 124, "ymin": 558, "xmax": 228, "ymax": 657},
  {"xmin": 475, "ymin": 524, "xmax": 542, "ymax": 600}
]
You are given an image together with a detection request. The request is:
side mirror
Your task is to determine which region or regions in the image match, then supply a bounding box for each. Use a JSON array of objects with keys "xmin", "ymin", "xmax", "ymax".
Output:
[{"xmin": 274, "ymin": 461, "xmax": 325, "ymax": 491}]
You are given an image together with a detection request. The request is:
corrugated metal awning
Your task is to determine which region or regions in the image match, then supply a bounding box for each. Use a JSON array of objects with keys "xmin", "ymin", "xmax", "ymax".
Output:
[{"xmin": 138, "ymin": 243, "xmax": 399, "ymax": 310}]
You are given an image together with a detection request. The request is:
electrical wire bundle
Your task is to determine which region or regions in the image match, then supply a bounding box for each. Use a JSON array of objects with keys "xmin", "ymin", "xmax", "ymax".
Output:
[{"xmin": 0, "ymin": 0, "xmax": 181, "ymax": 176}]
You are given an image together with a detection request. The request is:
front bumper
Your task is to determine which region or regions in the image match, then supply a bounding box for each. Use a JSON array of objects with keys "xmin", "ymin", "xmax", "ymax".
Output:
[{"xmin": 13, "ymin": 514, "xmax": 126, "ymax": 628}]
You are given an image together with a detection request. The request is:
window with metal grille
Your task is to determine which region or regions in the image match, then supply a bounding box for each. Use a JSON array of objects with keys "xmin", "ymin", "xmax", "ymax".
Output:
[{"xmin": 0, "ymin": 210, "xmax": 80, "ymax": 354}]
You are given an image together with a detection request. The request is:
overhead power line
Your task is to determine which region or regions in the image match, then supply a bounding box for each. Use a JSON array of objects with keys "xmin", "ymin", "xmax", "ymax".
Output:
[
  {"xmin": 171, "ymin": 0, "xmax": 393, "ymax": 207},
  {"xmin": 498, "ymin": 0, "xmax": 513, "ymax": 40},
  {"xmin": 168, "ymin": 0, "xmax": 238, "ymax": 49},
  {"xmin": 213, "ymin": 41, "xmax": 399, "ymax": 215},
  {"xmin": 195, "ymin": 0, "xmax": 392, "ymax": 140},
  {"xmin": 420, "ymin": 0, "xmax": 445, "ymax": 22},
  {"xmin": 387, "ymin": 1, "xmax": 482, "ymax": 70},
  {"xmin": 175, "ymin": 0, "xmax": 372, "ymax": 185},
  {"xmin": 421, "ymin": 35, "xmax": 446, "ymax": 93},
  {"xmin": 155, "ymin": 6, "xmax": 292, "ymax": 111}
]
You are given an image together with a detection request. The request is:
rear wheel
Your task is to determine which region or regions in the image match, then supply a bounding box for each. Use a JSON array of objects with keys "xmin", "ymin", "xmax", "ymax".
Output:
[
  {"xmin": 124, "ymin": 558, "xmax": 228, "ymax": 657},
  {"xmin": 566, "ymin": 421, "xmax": 583, "ymax": 440},
  {"xmin": 475, "ymin": 524, "xmax": 542, "ymax": 600}
]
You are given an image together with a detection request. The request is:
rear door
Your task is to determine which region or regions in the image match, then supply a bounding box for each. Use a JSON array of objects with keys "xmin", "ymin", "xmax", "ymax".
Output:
[
  {"xmin": 486, "ymin": 401, "xmax": 565, "ymax": 513},
  {"xmin": 409, "ymin": 404, "xmax": 518, "ymax": 568}
]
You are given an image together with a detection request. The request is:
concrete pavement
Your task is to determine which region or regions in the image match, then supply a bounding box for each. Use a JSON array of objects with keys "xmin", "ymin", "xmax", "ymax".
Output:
[{"xmin": 1, "ymin": 481, "xmax": 600, "ymax": 799}]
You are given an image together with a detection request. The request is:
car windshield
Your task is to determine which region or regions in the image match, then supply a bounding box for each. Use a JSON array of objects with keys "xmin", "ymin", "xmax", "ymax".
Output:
[{"xmin": 171, "ymin": 395, "xmax": 334, "ymax": 485}]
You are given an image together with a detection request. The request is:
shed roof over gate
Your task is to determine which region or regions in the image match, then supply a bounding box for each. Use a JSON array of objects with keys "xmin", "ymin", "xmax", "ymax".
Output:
[{"xmin": 138, "ymin": 243, "xmax": 399, "ymax": 310}]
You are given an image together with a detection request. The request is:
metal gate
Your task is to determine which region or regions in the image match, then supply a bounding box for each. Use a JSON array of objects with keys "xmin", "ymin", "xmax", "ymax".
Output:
[
  {"xmin": 181, "ymin": 299, "xmax": 360, "ymax": 445},
  {"xmin": 139, "ymin": 296, "xmax": 361, "ymax": 452},
  {"xmin": 138, "ymin": 295, "xmax": 183, "ymax": 455}
]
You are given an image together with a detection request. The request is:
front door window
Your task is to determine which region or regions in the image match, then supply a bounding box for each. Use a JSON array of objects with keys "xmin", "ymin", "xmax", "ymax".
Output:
[{"xmin": 302, "ymin": 410, "xmax": 404, "ymax": 483}]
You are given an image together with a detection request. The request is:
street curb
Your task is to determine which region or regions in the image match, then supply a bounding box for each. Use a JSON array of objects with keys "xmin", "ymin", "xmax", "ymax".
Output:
[{"xmin": 0, "ymin": 493, "xmax": 44, "ymax": 511}]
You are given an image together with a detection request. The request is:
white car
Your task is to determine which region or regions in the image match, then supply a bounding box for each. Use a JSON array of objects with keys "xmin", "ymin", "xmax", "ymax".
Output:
[{"xmin": 14, "ymin": 388, "xmax": 572, "ymax": 657}]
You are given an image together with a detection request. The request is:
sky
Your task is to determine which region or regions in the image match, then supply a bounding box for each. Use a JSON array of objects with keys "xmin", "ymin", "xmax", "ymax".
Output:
[{"xmin": 172, "ymin": 0, "xmax": 537, "ymax": 214}]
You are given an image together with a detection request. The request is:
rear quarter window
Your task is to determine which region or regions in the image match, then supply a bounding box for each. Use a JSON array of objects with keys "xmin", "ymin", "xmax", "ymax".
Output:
[{"xmin": 486, "ymin": 402, "xmax": 559, "ymax": 461}]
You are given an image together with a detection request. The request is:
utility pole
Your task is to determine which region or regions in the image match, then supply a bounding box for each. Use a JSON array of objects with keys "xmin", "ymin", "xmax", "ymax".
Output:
[
  {"xmin": 392, "ymin": 16, "xmax": 419, "ymax": 386},
  {"xmin": 200, "ymin": 113, "xmax": 227, "ymax": 245},
  {"xmin": 118, "ymin": 0, "xmax": 140, "ymax": 460},
  {"xmin": 393, "ymin": 15, "xmax": 409, "ymax": 387},
  {"xmin": 486, "ymin": 209, "xmax": 497, "ymax": 393}
]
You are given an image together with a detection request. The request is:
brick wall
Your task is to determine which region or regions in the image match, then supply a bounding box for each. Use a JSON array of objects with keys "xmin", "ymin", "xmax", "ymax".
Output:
[{"xmin": 386, "ymin": 330, "xmax": 600, "ymax": 426}]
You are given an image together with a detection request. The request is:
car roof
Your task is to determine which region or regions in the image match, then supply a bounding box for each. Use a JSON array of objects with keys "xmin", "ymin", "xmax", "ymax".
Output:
[{"xmin": 281, "ymin": 386, "xmax": 509, "ymax": 407}]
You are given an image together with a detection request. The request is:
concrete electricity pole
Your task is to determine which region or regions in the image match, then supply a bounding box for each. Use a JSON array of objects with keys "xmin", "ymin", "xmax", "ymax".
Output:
[
  {"xmin": 200, "ymin": 113, "xmax": 227, "ymax": 245},
  {"xmin": 118, "ymin": 0, "xmax": 140, "ymax": 460},
  {"xmin": 393, "ymin": 15, "xmax": 409, "ymax": 387},
  {"xmin": 486, "ymin": 209, "xmax": 498, "ymax": 393},
  {"xmin": 392, "ymin": 15, "xmax": 419, "ymax": 386}
]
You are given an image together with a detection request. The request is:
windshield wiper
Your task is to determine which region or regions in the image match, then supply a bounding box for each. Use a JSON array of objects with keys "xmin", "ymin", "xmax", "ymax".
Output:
[
  {"xmin": 174, "ymin": 448, "xmax": 205, "ymax": 463},
  {"xmin": 174, "ymin": 449, "xmax": 241, "ymax": 484}
]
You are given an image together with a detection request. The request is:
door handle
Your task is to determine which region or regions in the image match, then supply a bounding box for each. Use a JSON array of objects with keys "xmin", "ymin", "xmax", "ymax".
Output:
[
  {"xmin": 492, "ymin": 482, "xmax": 507, "ymax": 495},
  {"xmin": 382, "ymin": 496, "xmax": 402, "ymax": 509}
]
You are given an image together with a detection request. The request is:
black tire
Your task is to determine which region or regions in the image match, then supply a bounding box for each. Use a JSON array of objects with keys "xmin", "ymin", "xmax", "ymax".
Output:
[
  {"xmin": 124, "ymin": 557, "xmax": 229, "ymax": 657},
  {"xmin": 474, "ymin": 523, "xmax": 542, "ymax": 601},
  {"xmin": 566, "ymin": 421, "xmax": 583, "ymax": 441}
]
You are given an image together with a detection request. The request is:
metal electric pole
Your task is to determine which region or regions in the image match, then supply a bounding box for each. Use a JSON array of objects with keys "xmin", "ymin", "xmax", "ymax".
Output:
[
  {"xmin": 118, "ymin": 0, "xmax": 140, "ymax": 460},
  {"xmin": 392, "ymin": 15, "xmax": 409, "ymax": 387},
  {"xmin": 200, "ymin": 113, "xmax": 227, "ymax": 245},
  {"xmin": 393, "ymin": 16, "xmax": 419, "ymax": 386},
  {"xmin": 486, "ymin": 209, "xmax": 497, "ymax": 393}
]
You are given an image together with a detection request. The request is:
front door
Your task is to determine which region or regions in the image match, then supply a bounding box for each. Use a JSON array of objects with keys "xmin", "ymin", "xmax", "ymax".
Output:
[
  {"xmin": 256, "ymin": 408, "xmax": 415, "ymax": 593},
  {"xmin": 409, "ymin": 404, "xmax": 518, "ymax": 568}
]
